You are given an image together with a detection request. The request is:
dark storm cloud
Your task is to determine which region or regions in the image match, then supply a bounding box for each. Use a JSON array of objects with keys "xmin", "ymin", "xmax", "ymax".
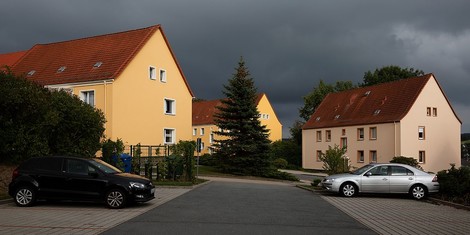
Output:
[{"xmin": 2, "ymin": 0, "xmax": 470, "ymax": 137}]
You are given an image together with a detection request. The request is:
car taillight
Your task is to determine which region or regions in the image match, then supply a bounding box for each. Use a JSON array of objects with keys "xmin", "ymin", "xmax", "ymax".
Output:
[
  {"xmin": 11, "ymin": 168, "xmax": 19, "ymax": 180},
  {"xmin": 432, "ymin": 175, "xmax": 438, "ymax": 182}
]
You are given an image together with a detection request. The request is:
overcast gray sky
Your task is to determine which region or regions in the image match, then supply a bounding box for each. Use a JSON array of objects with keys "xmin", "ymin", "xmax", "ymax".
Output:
[{"xmin": 1, "ymin": 0, "xmax": 469, "ymax": 137}]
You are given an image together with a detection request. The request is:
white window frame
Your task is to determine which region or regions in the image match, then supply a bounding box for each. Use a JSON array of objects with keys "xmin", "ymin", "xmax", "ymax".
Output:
[
  {"xmin": 160, "ymin": 69, "xmax": 167, "ymax": 83},
  {"xmin": 418, "ymin": 126, "xmax": 425, "ymax": 140},
  {"xmin": 193, "ymin": 128, "xmax": 197, "ymax": 136},
  {"xmin": 357, "ymin": 150, "xmax": 364, "ymax": 163},
  {"xmin": 164, "ymin": 98, "xmax": 176, "ymax": 115},
  {"xmin": 163, "ymin": 128, "xmax": 175, "ymax": 144},
  {"xmin": 370, "ymin": 150, "xmax": 377, "ymax": 163},
  {"xmin": 357, "ymin": 128, "xmax": 364, "ymax": 140},
  {"xmin": 149, "ymin": 66, "xmax": 156, "ymax": 80},
  {"xmin": 419, "ymin": 151, "xmax": 426, "ymax": 163},
  {"xmin": 80, "ymin": 90, "xmax": 95, "ymax": 107},
  {"xmin": 369, "ymin": 127, "xmax": 377, "ymax": 140},
  {"xmin": 200, "ymin": 128, "xmax": 205, "ymax": 136},
  {"xmin": 210, "ymin": 133, "xmax": 214, "ymax": 144},
  {"xmin": 316, "ymin": 131, "xmax": 322, "ymax": 142}
]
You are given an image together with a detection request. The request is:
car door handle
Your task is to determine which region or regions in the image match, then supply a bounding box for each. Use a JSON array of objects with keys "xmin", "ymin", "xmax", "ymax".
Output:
[
  {"xmin": 382, "ymin": 178, "xmax": 388, "ymax": 181},
  {"xmin": 409, "ymin": 177, "xmax": 413, "ymax": 180}
]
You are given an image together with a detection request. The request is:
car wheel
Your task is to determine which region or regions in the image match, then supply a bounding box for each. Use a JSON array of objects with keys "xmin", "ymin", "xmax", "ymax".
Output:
[
  {"xmin": 340, "ymin": 183, "xmax": 357, "ymax": 197},
  {"xmin": 105, "ymin": 189, "xmax": 126, "ymax": 209},
  {"xmin": 14, "ymin": 186, "xmax": 36, "ymax": 207},
  {"xmin": 410, "ymin": 185, "xmax": 427, "ymax": 200}
]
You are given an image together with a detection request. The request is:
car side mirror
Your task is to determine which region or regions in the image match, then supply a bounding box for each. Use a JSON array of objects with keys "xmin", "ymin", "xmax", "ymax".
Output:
[{"xmin": 365, "ymin": 172, "xmax": 372, "ymax": 177}]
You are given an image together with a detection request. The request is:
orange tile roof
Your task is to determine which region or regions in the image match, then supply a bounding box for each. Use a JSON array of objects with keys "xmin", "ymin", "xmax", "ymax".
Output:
[
  {"xmin": 303, "ymin": 74, "xmax": 458, "ymax": 129},
  {"xmin": 0, "ymin": 51, "xmax": 27, "ymax": 67},
  {"xmin": 192, "ymin": 93, "xmax": 265, "ymax": 125},
  {"xmin": 8, "ymin": 25, "xmax": 193, "ymax": 96}
]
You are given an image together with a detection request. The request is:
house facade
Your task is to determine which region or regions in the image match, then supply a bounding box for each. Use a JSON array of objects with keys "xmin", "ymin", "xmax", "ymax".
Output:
[
  {"xmin": 192, "ymin": 93, "xmax": 282, "ymax": 154},
  {"xmin": 3, "ymin": 25, "xmax": 194, "ymax": 146},
  {"xmin": 302, "ymin": 74, "xmax": 461, "ymax": 173}
]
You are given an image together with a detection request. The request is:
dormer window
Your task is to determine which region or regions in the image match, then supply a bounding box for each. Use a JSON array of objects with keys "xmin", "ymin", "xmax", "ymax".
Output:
[
  {"xmin": 315, "ymin": 117, "xmax": 321, "ymax": 121},
  {"xmin": 364, "ymin": 91, "xmax": 371, "ymax": 96},
  {"xmin": 27, "ymin": 70, "xmax": 36, "ymax": 76},
  {"xmin": 93, "ymin": 62, "xmax": 103, "ymax": 68},
  {"xmin": 334, "ymin": 115, "xmax": 340, "ymax": 119},
  {"xmin": 373, "ymin": 109, "xmax": 381, "ymax": 115},
  {"xmin": 57, "ymin": 66, "xmax": 67, "ymax": 73}
]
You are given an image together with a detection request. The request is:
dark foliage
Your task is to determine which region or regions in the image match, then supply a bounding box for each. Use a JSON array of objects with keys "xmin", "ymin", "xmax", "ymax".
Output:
[
  {"xmin": 362, "ymin": 65, "xmax": 424, "ymax": 86},
  {"xmin": 437, "ymin": 165, "xmax": 470, "ymax": 205}
]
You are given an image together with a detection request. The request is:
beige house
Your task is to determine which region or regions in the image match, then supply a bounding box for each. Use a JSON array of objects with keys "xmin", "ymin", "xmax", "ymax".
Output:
[
  {"xmin": 302, "ymin": 74, "xmax": 461, "ymax": 173},
  {"xmin": 192, "ymin": 93, "xmax": 282, "ymax": 154},
  {"xmin": 3, "ymin": 25, "xmax": 194, "ymax": 146}
]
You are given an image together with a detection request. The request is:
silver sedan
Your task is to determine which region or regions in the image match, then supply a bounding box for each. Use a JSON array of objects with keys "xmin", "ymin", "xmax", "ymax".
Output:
[{"xmin": 321, "ymin": 163, "xmax": 439, "ymax": 200}]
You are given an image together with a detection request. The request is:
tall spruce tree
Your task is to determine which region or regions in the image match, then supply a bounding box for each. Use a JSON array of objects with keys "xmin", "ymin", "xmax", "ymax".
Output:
[{"xmin": 214, "ymin": 58, "xmax": 272, "ymax": 176}]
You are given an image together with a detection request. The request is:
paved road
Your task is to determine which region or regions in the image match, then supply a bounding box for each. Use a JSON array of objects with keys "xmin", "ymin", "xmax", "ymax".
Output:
[{"xmin": 102, "ymin": 179, "xmax": 375, "ymax": 235}]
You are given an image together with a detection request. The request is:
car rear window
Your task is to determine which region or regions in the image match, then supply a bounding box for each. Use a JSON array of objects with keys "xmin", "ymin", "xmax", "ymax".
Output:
[{"xmin": 22, "ymin": 157, "xmax": 63, "ymax": 172}]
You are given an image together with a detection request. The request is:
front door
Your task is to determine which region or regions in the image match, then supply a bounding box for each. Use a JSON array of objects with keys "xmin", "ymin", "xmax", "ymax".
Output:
[{"xmin": 361, "ymin": 165, "xmax": 390, "ymax": 193}]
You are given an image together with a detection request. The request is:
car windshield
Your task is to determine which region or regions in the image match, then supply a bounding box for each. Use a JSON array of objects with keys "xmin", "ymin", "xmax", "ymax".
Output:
[
  {"xmin": 351, "ymin": 164, "xmax": 375, "ymax": 175},
  {"xmin": 89, "ymin": 159, "xmax": 122, "ymax": 174}
]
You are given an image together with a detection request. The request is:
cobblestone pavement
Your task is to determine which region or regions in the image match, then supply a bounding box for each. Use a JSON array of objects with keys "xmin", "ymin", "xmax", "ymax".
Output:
[
  {"xmin": 321, "ymin": 194, "xmax": 470, "ymax": 235},
  {"xmin": 0, "ymin": 187, "xmax": 191, "ymax": 235}
]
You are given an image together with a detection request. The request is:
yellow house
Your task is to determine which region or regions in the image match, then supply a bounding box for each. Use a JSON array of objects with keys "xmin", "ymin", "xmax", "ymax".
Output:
[
  {"xmin": 6, "ymin": 25, "xmax": 194, "ymax": 146},
  {"xmin": 302, "ymin": 74, "xmax": 461, "ymax": 173},
  {"xmin": 192, "ymin": 93, "xmax": 282, "ymax": 154}
]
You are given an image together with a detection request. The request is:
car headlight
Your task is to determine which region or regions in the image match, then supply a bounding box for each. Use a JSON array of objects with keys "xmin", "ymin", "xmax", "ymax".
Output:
[
  {"xmin": 325, "ymin": 178, "xmax": 336, "ymax": 183},
  {"xmin": 130, "ymin": 182, "xmax": 145, "ymax": 189}
]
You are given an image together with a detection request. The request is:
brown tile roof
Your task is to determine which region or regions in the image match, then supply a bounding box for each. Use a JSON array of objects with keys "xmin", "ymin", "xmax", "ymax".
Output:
[
  {"xmin": 7, "ymin": 25, "xmax": 193, "ymax": 96},
  {"xmin": 0, "ymin": 51, "xmax": 27, "ymax": 67},
  {"xmin": 303, "ymin": 74, "xmax": 454, "ymax": 129},
  {"xmin": 192, "ymin": 93, "xmax": 265, "ymax": 125}
]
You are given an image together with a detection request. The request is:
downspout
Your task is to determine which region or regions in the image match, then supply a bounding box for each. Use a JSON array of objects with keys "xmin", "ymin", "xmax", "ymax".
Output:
[{"xmin": 394, "ymin": 121, "xmax": 397, "ymax": 157}]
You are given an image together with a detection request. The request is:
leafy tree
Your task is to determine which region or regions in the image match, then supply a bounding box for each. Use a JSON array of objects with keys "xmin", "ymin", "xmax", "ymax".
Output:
[
  {"xmin": 362, "ymin": 65, "xmax": 424, "ymax": 86},
  {"xmin": 289, "ymin": 120, "xmax": 304, "ymax": 146},
  {"xmin": 0, "ymin": 69, "xmax": 106, "ymax": 163},
  {"xmin": 214, "ymin": 58, "xmax": 272, "ymax": 176},
  {"xmin": 270, "ymin": 140, "xmax": 302, "ymax": 168},
  {"xmin": 299, "ymin": 80, "xmax": 355, "ymax": 121},
  {"xmin": 101, "ymin": 138, "xmax": 125, "ymax": 166},
  {"xmin": 319, "ymin": 145, "xmax": 348, "ymax": 174},
  {"xmin": 0, "ymin": 69, "xmax": 52, "ymax": 163},
  {"xmin": 48, "ymin": 90, "xmax": 105, "ymax": 157}
]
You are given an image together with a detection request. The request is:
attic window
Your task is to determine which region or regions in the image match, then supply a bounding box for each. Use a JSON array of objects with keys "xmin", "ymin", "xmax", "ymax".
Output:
[
  {"xmin": 93, "ymin": 62, "xmax": 103, "ymax": 68},
  {"xmin": 364, "ymin": 91, "xmax": 371, "ymax": 96},
  {"xmin": 57, "ymin": 66, "xmax": 67, "ymax": 73},
  {"xmin": 27, "ymin": 70, "xmax": 36, "ymax": 76},
  {"xmin": 334, "ymin": 115, "xmax": 340, "ymax": 120},
  {"xmin": 374, "ymin": 109, "xmax": 381, "ymax": 115},
  {"xmin": 315, "ymin": 117, "xmax": 321, "ymax": 121}
]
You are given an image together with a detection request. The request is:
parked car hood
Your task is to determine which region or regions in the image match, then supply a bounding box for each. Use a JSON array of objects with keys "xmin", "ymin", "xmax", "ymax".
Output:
[
  {"xmin": 326, "ymin": 173, "xmax": 355, "ymax": 179},
  {"xmin": 114, "ymin": 173, "xmax": 150, "ymax": 182}
]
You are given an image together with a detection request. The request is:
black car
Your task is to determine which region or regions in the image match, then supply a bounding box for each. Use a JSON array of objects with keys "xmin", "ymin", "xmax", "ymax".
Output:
[{"xmin": 8, "ymin": 156, "xmax": 155, "ymax": 209}]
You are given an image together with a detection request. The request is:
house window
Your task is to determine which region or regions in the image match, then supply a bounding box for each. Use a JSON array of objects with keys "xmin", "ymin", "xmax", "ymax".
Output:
[
  {"xmin": 357, "ymin": 151, "xmax": 364, "ymax": 163},
  {"xmin": 369, "ymin": 127, "xmax": 377, "ymax": 140},
  {"xmin": 316, "ymin": 131, "xmax": 322, "ymax": 142},
  {"xmin": 325, "ymin": 130, "xmax": 331, "ymax": 142},
  {"xmin": 200, "ymin": 128, "xmax": 205, "ymax": 136},
  {"xmin": 419, "ymin": 151, "xmax": 426, "ymax": 163},
  {"xmin": 342, "ymin": 129, "xmax": 346, "ymax": 136},
  {"xmin": 149, "ymin": 66, "xmax": 156, "ymax": 80},
  {"xmin": 357, "ymin": 128, "xmax": 364, "ymax": 140},
  {"xmin": 316, "ymin": 151, "xmax": 322, "ymax": 162},
  {"xmin": 160, "ymin": 69, "xmax": 167, "ymax": 82},
  {"xmin": 200, "ymin": 142, "xmax": 205, "ymax": 151},
  {"xmin": 340, "ymin": 137, "xmax": 347, "ymax": 149},
  {"xmin": 80, "ymin": 90, "xmax": 95, "ymax": 107},
  {"xmin": 418, "ymin": 126, "xmax": 425, "ymax": 140},
  {"xmin": 210, "ymin": 133, "xmax": 214, "ymax": 144},
  {"xmin": 193, "ymin": 128, "xmax": 197, "ymax": 136},
  {"xmin": 164, "ymin": 129, "xmax": 175, "ymax": 144},
  {"xmin": 426, "ymin": 107, "xmax": 431, "ymax": 116},
  {"xmin": 164, "ymin": 99, "xmax": 175, "ymax": 115},
  {"xmin": 432, "ymin": 108, "xmax": 437, "ymax": 117},
  {"xmin": 370, "ymin": 150, "xmax": 377, "ymax": 163}
]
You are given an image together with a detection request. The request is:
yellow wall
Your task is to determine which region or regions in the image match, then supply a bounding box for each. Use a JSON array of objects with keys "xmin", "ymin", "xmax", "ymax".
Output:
[
  {"xmin": 111, "ymin": 29, "xmax": 193, "ymax": 145},
  {"xmin": 257, "ymin": 94, "xmax": 283, "ymax": 142},
  {"xmin": 192, "ymin": 94, "xmax": 283, "ymax": 155}
]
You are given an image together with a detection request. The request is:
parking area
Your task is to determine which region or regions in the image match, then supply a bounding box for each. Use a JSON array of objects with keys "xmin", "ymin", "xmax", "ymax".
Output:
[
  {"xmin": 321, "ymin": 193, "xmax": 470, "ymax": 235},
  {"xmin": 0, "ymin": 187, "xmax": 191, "ymax": 235}
]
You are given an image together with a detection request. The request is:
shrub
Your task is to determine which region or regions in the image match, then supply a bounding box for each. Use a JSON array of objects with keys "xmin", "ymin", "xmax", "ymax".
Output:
[
  {"xmin": 319, "ymin": 145, "xmax": 349, "ymax": 174},
  {"xmin": 262, "ymin": 169, "xmax": 299, "ymax": 181},
  {"xmin": 273, "ymin": 158, "xmax": 288, "ymax": 169},
  {"xmin": 437, "ymin": 165, "xmax": 470, "ymax": 204},
  {"xmin": 312, "ymin": 178, "xmax": 322, "ymax": 187},
  {"xmin": 390, "ymin": 156, "xmax": 423, "ymax": 170},
  {"xmin": 198, "ymin": 153, "xmax": 219, "ymax": 166}
]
